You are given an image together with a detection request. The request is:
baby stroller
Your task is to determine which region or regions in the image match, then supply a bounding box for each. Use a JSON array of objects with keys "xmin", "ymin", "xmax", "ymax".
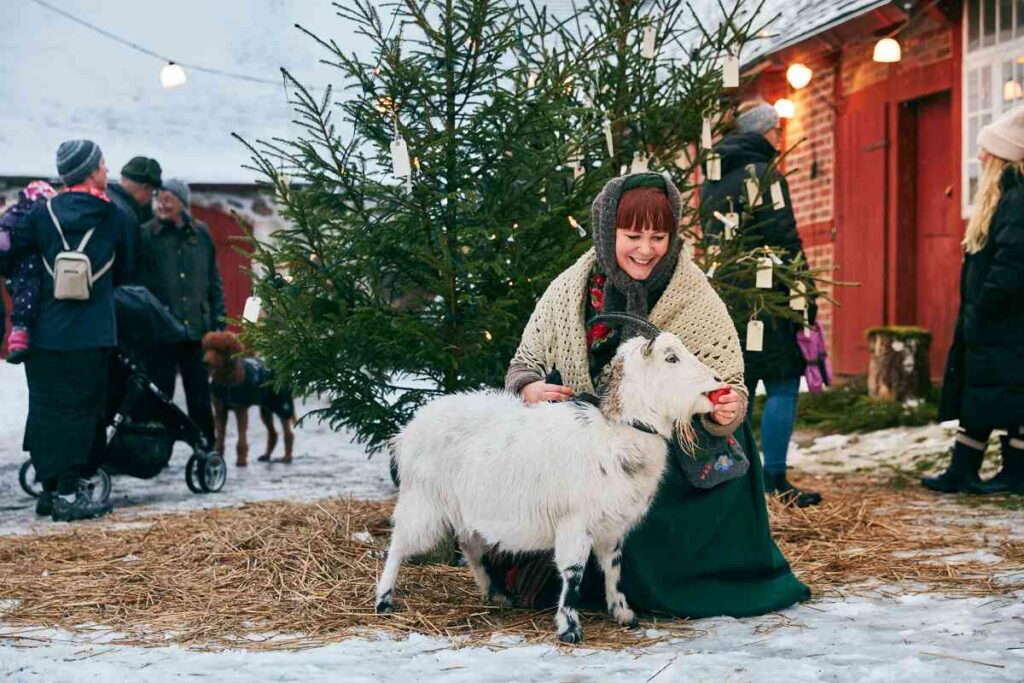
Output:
[{"xmin": 18, "ymin": 286, "xmax": 227, "ymax": 502}]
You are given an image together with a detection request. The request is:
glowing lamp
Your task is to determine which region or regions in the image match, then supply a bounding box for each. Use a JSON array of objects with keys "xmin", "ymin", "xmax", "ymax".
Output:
[
  {"xmin": 786, "ymin": 63, "xmax": 813, "ymax": 89},
  {"xmin": 160, "ymin": 62, "xmax": 187, "ymax": 89},
  {"xmin": 774, "ymin": 98, "xmax": 795, "ymax": 119},
  {"xmin": 873, "ymin": 38, "xmax": 902, "ymax": 63}
]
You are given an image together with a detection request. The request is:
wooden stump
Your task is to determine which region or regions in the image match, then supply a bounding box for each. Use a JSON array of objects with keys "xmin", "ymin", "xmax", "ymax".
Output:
[{"xmin": 866, "ymin": 327, "xmax": 932, "ymax": 402}]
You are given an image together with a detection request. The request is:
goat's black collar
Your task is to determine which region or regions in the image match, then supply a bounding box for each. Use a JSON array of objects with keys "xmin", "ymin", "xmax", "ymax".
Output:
[
  {"xmin": 627, "ymin": 420, "xmax": 659, "ymax": 435},
  {"xmin": 571, "ymin": 393, "xmax": 659, "ymax": 435}
]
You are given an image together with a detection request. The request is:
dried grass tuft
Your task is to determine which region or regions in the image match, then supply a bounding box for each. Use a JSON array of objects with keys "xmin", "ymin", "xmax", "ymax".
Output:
[{"xmin": 0, "ymin": 477, "xmax": 1020, "ymax": 651}]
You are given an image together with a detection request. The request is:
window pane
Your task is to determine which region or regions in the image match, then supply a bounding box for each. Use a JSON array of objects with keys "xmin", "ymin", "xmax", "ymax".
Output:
[
  {"xmin": 1002, "ymin": 0, "xmax": 1013, "ymax": 40},
  {"xmin": 969, "ymin": 68, "xmax": 980, "ymax": 112},
  {"xmin": 1003, "ymin": 60, "xmax": 1015, "ymax": 110},
  {"xmin": 983, "ymin": 112, "xmax": 993, "ymax": 127},
  {"xmin": 969, "ymin": 162, "xmax": 980, "ymax": 203},
  {"xmin": 969, "ymin": 116, "xmax": 980, "ymax": 159},
  {"xmin": 985, "ymin": 0, "xmax": 997, "ymax": 46},
  {"xmin": 982, "ymin": 65, "xmax": 993, "ymax": 110},
  {"xmin": 1018, "ymin": 0, "xmax": 1024, "ymax": 34},
  {"xmin": 970, "ymin": 0, "xmax": 981, "ymax": 50}
]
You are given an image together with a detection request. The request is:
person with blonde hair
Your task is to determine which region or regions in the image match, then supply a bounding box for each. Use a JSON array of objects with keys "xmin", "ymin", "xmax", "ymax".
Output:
[{"xmin": 923, "ymin": 107, "xmax": 1024, "ymax": 494}]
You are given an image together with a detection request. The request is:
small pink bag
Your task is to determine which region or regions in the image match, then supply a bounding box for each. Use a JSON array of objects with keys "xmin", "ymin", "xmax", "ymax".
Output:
[{"xmin": 796, "ymin": 323, "xmax": 833, "ymax": 393}]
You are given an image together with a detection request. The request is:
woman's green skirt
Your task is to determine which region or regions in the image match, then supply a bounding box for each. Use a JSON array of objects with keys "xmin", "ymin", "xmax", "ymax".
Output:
[{"xmin": 617, "ymin": 420, "xmax": 810, "ymax": 617}]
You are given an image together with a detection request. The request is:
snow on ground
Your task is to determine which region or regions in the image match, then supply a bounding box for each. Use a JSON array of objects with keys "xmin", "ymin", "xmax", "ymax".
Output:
[
  {"xmin": 2, "ymin": 361, "xmax": 1023, "ymax": 680},
  {"xmin": 2, "ymin": 594, "xmax": 1022, "ymax": 682}
]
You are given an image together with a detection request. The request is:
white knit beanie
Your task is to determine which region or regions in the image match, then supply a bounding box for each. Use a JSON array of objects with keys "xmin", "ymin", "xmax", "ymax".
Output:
[{"xmin": 978, "ymin": 106, "xmax": 1024, "ymax": 161}]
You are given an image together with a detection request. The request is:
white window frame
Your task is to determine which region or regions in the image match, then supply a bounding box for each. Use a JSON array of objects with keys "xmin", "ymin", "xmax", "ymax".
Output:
[{"xmin": 962, "ymin": 0, "xmax": 1024, "ymax": 216}]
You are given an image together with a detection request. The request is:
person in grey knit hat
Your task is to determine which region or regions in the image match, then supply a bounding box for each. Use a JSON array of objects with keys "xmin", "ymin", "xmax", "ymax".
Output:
[
  {"xmin": 55, "ymin": 139, "xmax": 104, "ymax": 187},
  {"xmin": 139, "ymin": 176, "xmax": 224, "ymax": 448},
  {"xmin": 734, "ymin": 101, "xmax": 780, "ymax": 137}
]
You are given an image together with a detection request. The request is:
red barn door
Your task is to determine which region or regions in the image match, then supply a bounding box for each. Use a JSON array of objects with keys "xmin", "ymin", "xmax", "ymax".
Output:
[
  {"xmin": 835, "ymin": 90, "xmax": 888, "ymax": 375},
  {"xmin": 911, "ymin": 92, "xmax": 960, "ymax": 379},
  {"xmin": 191, "ymin": 206, "xmax": 251, "ymax": 332}
]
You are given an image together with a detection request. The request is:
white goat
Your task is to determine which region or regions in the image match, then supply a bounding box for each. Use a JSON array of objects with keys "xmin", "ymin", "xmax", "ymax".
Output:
[{"xmin": 374, "ymin": 319, "xmax": 724, "ymax": 643}]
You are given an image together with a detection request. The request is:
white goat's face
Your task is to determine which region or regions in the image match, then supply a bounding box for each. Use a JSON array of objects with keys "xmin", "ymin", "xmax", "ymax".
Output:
[{"xmin": 615, "ymin": 333, "xmax": 725, "ymax": 424}]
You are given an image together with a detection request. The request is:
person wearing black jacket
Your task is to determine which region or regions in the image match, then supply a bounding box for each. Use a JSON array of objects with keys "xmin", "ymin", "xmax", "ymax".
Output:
[
  {"xmin": 138, "ymin": 178, "xmax": 225, "ymax": 447},
  {"xmin": 107, "ymin": 156, "xmax": 162, "ymax": 284},
  {"xmin": 14, "ymin": 140, "xmax": 131, "ymax": 521},
  {"xmin": 923, "ymin": 107, "xmax": 1024, "ymax": 495},
  {"xmin": 700, "ymin": 100, "xmax": 821, "ymax": 507}
]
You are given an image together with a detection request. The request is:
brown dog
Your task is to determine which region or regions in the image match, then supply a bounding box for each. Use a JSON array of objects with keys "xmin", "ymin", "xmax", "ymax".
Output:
[{"xmin": 202, "ymin": 331, "xmax": 296, "ymax": 466}]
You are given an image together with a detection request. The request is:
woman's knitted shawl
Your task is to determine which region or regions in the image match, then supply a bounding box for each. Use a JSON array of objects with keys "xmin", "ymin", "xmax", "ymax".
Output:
[{"xmin": 505, "ymin": 248, "xmax": 747, "ymax": 435}]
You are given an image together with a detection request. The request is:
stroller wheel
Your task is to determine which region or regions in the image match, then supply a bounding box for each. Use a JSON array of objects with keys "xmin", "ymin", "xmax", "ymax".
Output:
[
  {"xmin": 199, "ymin": 452, "xmax": 227, "ymax": 493},
  {"xmin": 83, "ymin": 467, "xmax": 112, "ymax": 505},
  {"xmin": 19, "ymin": 461, "xmax": 42, "ymax": 498},
  {"xmin": 185, "ymin": 453, "xmax": 204, "ymax": 494}
]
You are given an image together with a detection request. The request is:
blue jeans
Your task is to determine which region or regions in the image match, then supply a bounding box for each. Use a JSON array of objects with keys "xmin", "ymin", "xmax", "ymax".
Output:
[{"xmin": 747, "ymin": 377, "xmax": 800, "ymax": 476}]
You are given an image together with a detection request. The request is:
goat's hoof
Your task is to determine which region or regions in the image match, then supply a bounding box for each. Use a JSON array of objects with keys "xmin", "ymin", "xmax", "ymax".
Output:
[
  {"xmin": 236, "ymin": 459, "xmax": 248, "ymax": 468},
  {"xmin": 612, "ymin": 606, "xmax": 638, "ymax": 628},
  {"xmin": 375, "ymin": 600, "xmax": 395, "ymax": 614},
  {"xmin": 257, "ymin": 454, "xmax": 271, "ymax": 462},
  {"xmin": 558, "ymin": 625, "xmax": 584, "ymax": 644},
  {"xmin": 487, "ymin": 590, "xmax": 515, "ymax": 608}
]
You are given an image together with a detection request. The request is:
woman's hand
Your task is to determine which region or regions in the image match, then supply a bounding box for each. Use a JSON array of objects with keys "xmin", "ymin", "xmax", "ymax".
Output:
[
  {"xmin": 522, "ymin": 380, "xmax": 574, "ymax": 405},
  {"xmin": 710, "ymin": 388, "xmax": 742, "ymax": 425}
]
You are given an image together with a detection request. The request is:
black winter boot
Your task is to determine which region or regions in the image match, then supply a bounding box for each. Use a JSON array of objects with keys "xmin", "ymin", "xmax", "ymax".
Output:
[
  {"xmin": 35, "ymin": 491, "xmax": 54, "ymax": 516},
  {"xmin": 982, "ymin": 437, "xmax": 1024, "ymax": 494},
  {"xmin": 921, "ymin": 441, "xmax": 994, "ymax": 494},
  {"xmin": 764, "ymin": 471, "xmax": 822, "ymax": 507},
  {"xmin": 51, "ymin": 484, "xmax": 112, "ymax": 522}
]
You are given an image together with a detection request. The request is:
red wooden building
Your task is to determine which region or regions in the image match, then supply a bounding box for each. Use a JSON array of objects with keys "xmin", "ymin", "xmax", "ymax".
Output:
[{"xmin": 737, "ymin": 0, "xmax": 1016, "ymax": 379}]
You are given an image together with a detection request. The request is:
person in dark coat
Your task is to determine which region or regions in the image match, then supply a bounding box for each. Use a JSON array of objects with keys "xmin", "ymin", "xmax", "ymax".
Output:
[
  {"xmin": 138, "ymin": 178, "xmax": 225, "ymax": 447},
  {"xmin": 700, "ymin": 100, "xmax": 821, "ymax": 507},
  {"xmin": 923, "ymin": 107, "xmax": 1024, "ymax": 495},
  {"xmin": 107, "ymin": 156, "xmax": 162, "ymax": 283},
  {"xmin": 14, "ymin": 140, "xmax": 131, "ymax": 521}
]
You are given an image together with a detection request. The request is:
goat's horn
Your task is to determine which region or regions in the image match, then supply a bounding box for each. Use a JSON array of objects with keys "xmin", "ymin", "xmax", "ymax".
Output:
[{"xmin": 587, "ymin": 313, "xmax": 661, "ymax": 341}]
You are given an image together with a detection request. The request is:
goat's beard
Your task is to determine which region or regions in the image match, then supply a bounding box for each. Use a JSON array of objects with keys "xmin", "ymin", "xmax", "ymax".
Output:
[{"xmin": 674, "ymin": 416, "xmax": 697, "ymax": 456}]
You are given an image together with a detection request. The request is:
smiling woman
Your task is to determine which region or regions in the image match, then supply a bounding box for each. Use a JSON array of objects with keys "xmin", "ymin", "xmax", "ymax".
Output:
[{"xmin": 499, "ymin": 172, "xmax": 809, "ymax": 619}]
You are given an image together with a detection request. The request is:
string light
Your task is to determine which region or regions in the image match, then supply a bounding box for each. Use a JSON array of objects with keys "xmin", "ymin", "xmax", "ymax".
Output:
[{"xmin": 29, "ymin": 0, "xmax": 302, "ymax": 88}]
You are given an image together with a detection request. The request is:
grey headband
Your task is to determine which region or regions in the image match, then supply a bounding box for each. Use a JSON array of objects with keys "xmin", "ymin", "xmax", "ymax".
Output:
[{"xmin": 735, "ymin": 103, "xmax": 779, "ymax": 135}]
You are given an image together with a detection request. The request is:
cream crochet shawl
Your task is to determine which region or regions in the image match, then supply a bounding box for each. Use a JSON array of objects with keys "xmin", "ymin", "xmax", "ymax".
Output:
[{"xmin": 505, "ymin": 248, "xmax": 748, "ymax": 436}]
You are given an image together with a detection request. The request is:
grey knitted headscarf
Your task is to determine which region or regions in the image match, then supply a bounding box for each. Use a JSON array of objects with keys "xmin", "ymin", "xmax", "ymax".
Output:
[
  {"xmin": 735, "ymin": 102, "xmax": 779, "ymax": 135},
  {"xmin": 591, "ymin": 172, "xmax": 683, "ymax": 336}
]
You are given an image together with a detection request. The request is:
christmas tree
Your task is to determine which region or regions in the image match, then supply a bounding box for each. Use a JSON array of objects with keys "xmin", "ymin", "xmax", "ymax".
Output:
[{"xmin": 237, "ymin": 0, "xmax": 826, "ymax": 454}]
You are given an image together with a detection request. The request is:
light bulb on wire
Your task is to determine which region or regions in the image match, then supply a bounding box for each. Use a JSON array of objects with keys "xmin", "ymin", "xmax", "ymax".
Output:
[{"xmin": 161, "ymin": 62, "xmax": 187, "ymax": 89}]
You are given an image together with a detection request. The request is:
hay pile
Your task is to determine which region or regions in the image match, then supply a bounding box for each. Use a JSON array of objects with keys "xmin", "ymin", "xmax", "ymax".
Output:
[{"xmin": 0, "ymin": 477, "xmax": 1021, "ymax": 651}]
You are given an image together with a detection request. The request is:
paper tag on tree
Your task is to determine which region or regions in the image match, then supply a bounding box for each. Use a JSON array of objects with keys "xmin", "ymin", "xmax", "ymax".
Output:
[
  {"xmin": 766, "ymin": 247, "xmax": 784, "ymax": 265},
  {"xmin": 745, "ymin": 177, "xmax": 762, "ymax": 206},
  {"xmin": 770, "ymin": 180, "xmax": 786, "ymax": 210},
  {"xmin": 391, "ymin": 138, "xmax": 411, "ymax": 178},
  {"xmin": 706, "ymin": 153, "xmax": 721, "ymax": 180},
  {"xmin": 746, "ymin": 320, "xmax": 764, "ymax": 351},
  {"xmin": 724, "ymin": 211, "xmax": 739, "ymax": 240},
  {"xmin": 701, "ymin": 117, "xmax": 713, "ymax": 149},
  {"xmin": 641, "ymin": 26, "xmax": 657, "ymax": 60},
  {"xmin": 722, "ymin": 53, "xmax": 739, "ymax": 88},
  {"xmin": 755, "ymin": 257, "xmax": 773, "ymax": 289},
  {"xmin": 527, "ymin": 71, "xmax": 538, "ymax": 89},
  {"xmin": 603, "ymin": 119, "xmax": 615, "ymax": 157},
  {"xmin": 630, "ymin": 151, "xmax": 650, "ymax": 174},
  {"xmin": 705, "ymin": 260, "xmax": 720, "ymax": 279},
  {"xmin": 243, "ymin": 296, "xmax": 262, "ymax": 323},
  {"xmin": 790, "ymin": 281, "xmax": 808, "ymax": 311}
]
